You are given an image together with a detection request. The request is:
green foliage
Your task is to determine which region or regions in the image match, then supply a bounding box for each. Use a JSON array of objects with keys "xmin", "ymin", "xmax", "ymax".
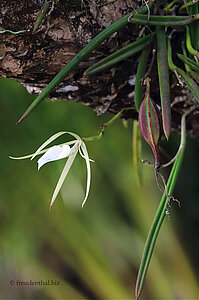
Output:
[
  {"xmin": 134, "ymin": 47, "xmax": 151, "ymax": 112},
  {"xmin": 135, "ymin": 107, "xmax": 195, "ymax": 299},
  {"xmin": 156, "ymin": 26, "xmax": 171, "ymax": 140},
  {"xmin": 178, "ymin": 53, "xmax": 199, "ymax": 73},
  {"xmin": 2, "ymin": 0, "xmax": 199, "ymax": 298},
  {"xmin": 0, "ymin": 79, "xmax": 198, "ymax": 300},
  {"xmin": 85, "ymin": 33, "xmax": 154, "ymax": 76}
]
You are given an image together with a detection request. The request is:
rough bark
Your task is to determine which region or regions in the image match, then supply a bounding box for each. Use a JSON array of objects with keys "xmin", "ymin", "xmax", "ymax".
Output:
[{"xmin": 0, "ymin": 0, "xmax": 199, "ymax": 137}]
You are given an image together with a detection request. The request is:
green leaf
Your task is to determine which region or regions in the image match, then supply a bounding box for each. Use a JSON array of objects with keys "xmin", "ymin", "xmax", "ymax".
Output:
[
  {"xmin": 168, "ymin": 32, "xmax": 199, "ymax": 103},
  {"xmin": 135, "ymin": 107, "xmax": 192, "ymax": 299},
  {"xmin": 186, "ymin": 25, "xmax": 199, "ymax": 58},
  {"xmin": 176, "ymin": 67, "xmax": 199, "ymax": 102},
  {"xmin": 156, "ymin": 26, "xmax": 171, "ymax": 140},
  {"xmin": 134, "ymin": 46, "xmax": 151, "ymax": 112},
  {"xmin": 177, "ymin": 53, "xmax": 199, "ymax": 73},
  {"xmin": 85, "ymin": 33, "xmax": 154, "ymax": 76},
  {"xmin": 34, "ymin": 0, "xmax": 50, "ymax": 32},
  {"xmin": 130, "ymin": 13, "xmax": 199, "ymax": 26},
  {"xmin": 135, "ymin": 150, "xmax": 183, "ymax": 299}
]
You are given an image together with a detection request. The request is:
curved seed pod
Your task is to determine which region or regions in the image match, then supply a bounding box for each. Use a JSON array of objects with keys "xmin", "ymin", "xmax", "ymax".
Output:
[{"xmin": 138, "ymin": 78, "xmax": 161, "ymax": 170}]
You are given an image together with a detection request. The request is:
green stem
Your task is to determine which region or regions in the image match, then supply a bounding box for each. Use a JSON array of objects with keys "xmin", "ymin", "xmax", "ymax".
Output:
[
  {"xmin": 84, "ymin": 107, "xmax": 134, "ymax": 141},
  {"xmin": 164, "ymin": 0, "xmax": 180, "ymax": 12},
  {"xmin": 34, "ymin": 0, "xmax": 51, "ymax": 31},
  {"xmin": 0, "ymin": 29, "xmax": 28, "ymax": 34}
]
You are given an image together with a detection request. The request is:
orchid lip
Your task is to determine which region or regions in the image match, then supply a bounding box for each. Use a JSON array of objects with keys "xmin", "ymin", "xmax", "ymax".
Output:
[{"xmin": 37, "ymin": 144, "xmax": 71, "ymax": 170}]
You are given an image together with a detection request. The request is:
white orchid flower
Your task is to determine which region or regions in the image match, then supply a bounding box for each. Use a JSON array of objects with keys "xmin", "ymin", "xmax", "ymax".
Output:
[
  {"xmin": 10, "ymin": 131, "xmax": 93, "ymax": 209},
  {"xmin": 37, "ymin": 144, "xmax": 71, "ymax": 170}
]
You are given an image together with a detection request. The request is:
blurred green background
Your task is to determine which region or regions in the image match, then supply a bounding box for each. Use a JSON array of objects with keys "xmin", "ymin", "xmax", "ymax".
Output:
[{"xmin": 0, "ymin": 78, "xmax": 198, "ymax": 299}]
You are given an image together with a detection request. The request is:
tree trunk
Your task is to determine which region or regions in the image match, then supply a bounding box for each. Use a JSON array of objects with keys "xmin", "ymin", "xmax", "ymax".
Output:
[{"xmin": 0, "ymin": 0, "xmax": 198, "ymax": 137}]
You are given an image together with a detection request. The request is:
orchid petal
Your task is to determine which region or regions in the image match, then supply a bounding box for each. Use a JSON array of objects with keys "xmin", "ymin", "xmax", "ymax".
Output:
[
  {"xmin": 79, "ymin": 146, "xmax": 95, "ymax": 162},
  {"xmin": 31, "ymin": 131, "xmax": 80, "ymax": 161},
  {"xmin": 9, "ymin": 140, "xmax": 76, "ymax": 161},
  {"xmin": 50, "ymin": 141, "xmax": 79, "ymax": 208},
  {"xmin": 80, "ymin": 142, "xmax": 91, "ymax": 208},
  {"xmin": 37, "ymin": 144, "xmax": 71, "ymax": 170}
]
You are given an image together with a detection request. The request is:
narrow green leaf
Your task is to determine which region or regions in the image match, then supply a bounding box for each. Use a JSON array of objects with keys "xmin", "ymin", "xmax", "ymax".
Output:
[
  {"xmin": 130, "ymin": 13, "xmax": 199, "ymax": 26},
  {"xmin": 164, "ymin": 0, "xmax": 180, "ymax": 12},
  {"xmin": 180, "ymin": 0, "xmax": 199, "ymax": 11},
  {"xmin": 34, "ymin": 0, "xmax": 50, "ymax": 31},
  {"xmin": 134, "ymin": 46, "xmax": 151, "ymax": 112},
  {"xmin": 178, "ymin": 54, "xmax": 199, "ymax": 73},
  {"xmin": 177, "ymin": 53, "xmax": 199, "ymax": 81},
  {"xmin": 187, "ymin": 1, "xmax": 199, "ymax": 50},
  {"xmin": 135, "ymin": 153, "xmax": 183, "ymax": 299},
  {"xmin": 135, "ymin": 108, "xmax": 191, "ymax": 299},
  {"xmin": 156, "ymin": 26, "xmax": 171, "ymax": 140},
  {"xmin": 168, "ymin": 32, "xmax": 199, "ymax": 102},
  {"xmin": 176, "ymin": 67, "xmax": 199, "ymax": 102},
  {"xmin": 186, "ymin": 25, "xmax": 199, "ymax": 58},
  {"xmin": 167, "ymin": 32, "xmax": 176, "ymax": 72},
  {"xmin": 85, "ymin": 33, "xmax": 154, "ymax": 76},
  {"xmin": 181, "ymin": 40, "xmax": 194, "ymax": 73}
]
